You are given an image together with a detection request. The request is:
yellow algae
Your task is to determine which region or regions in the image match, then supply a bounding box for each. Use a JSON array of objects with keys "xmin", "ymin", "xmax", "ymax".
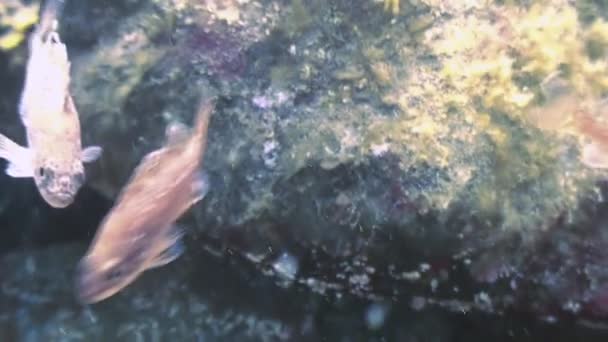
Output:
[
  {"xmin": 364, "ymin": 110, "xmax": 451, "ymax": 167},
  {"xmin": 340, "ymin": 0, "xmax": 598, "ymax": 234},
  {"xmin": 585, "ymin": 20, "xmax": 608, "ymax": 59},
  {"xmin": 208, "ymin": 0, "xmax": 241, "ymax": 24},
  {"xmin": 369, "ymin": 62, "xmax": 394, "ymax": 86},
  {"xmin": 407, "ymin": 13, "xmax": 434, "ymax": 33},
  {"xmin": 8, "ymin": 5, "xmax": 38, "ymax": 31},
  {"xmin": 333, "ymin": 65, "xmax": 366, "ymax": 81},
  {"xmin": 477, "ymin": 113, "xmax": 508, "ymax": 146},
  {"xmin": 0, "ymin": 2, "xmax": 38, "ymax": 51},
  {"xmin": 384, "ymin": 0, "xmax": 401, "ymax": 15},
  {"xmin": 0, "ymin": 32, "xmax": 25, "ymax": 51},
  {"xmin": 514, "ymin": 5, "xmax": 579, "ymax": 75},
  {"xmin": 513, "ymin": 6, "xmax": 608, "ymax": 97},
  {"xmin": 434, "ymin": 1, "xmax": 608, "ymax": 129}
]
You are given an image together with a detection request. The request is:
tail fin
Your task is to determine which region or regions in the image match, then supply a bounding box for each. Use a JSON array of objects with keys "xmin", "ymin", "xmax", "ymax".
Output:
[
  {"xmin": 36, "ymin": 0, "xmax": 66, "ymax": 41},
  {"xmin": 191, "ymin": 97, "xmax": 215, "ymax": 157}
]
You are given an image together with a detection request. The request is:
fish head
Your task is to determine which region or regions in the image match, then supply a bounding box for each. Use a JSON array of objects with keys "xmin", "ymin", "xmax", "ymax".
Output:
[
  {"xmin": 75, "ymin": 239, "xmax": 148, "ymax": 304},
  {"xmin": 33, "ymin": 158, "xmax": 85, "ymax": 208}
]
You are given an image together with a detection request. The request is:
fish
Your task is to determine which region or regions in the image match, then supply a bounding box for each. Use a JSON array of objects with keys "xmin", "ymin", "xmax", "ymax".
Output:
[
  {"xmin": 0, "ymin": 0, "xmax": 102, "ymax": 208},
  {"xmin": 523, "ymin": 71, "xmax": 608, "ymax": 168},
  {"xmin": 75, "ymin": 98, "xmax": 214, "ymax": 304},
  {"xmin": 575, "ymin": 99, "xmax": 608, "ymax": 169},
  {"xmin": 526, "ymin": 71, "xmax": 579, "ymax": 132}
]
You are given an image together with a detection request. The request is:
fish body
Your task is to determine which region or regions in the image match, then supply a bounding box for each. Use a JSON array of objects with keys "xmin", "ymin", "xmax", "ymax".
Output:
[
  {"xmin": 527, "ymin": 71, "xmax": 579, "ymax": 132},
  {"xmin": 0, "ymin": 0, "xmax": 102, "ymax": 208},
  {"xmin": 524, "ymin": 72, "xmax": 608, "ymax": 168},
  {"xmin": 75, "ymin": 99, "xmax": 214, "ymax": 304},
  {"xmin": 575, "ymin": 101, "xmax": 608, "ymax": 169}
]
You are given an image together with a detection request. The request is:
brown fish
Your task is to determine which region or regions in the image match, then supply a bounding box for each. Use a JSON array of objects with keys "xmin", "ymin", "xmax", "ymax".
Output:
[
  {"xmin": 75, "ymin": 98, "xmax": 214, "ymax": 304},
  {"xmin": 0, "ymin": 0, "xmax": 102, "ymax": 208},
  {"xmin": 526, "ymin": 71, "xmax": 579, "ymax": 132},
  {"xmin": 575, "ymin": 99, "xmax": 608, "ymax": 169}
]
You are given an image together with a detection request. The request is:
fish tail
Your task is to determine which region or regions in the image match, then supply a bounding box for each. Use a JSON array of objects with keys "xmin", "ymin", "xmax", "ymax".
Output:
[
  {"xmin": 191, "ymin": 97, "xmax": 214, "ymax": 155},
  {"xmin": 576, "ymin": 109, "xmax": 608, "ymax": 145},
  {"xmin": 36, "ymin": 0, "xmax": 66, "ymax": 39}
]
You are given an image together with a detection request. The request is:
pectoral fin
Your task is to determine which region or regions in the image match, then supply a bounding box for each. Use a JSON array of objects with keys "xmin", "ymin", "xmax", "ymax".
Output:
[
  {"xmin": 581, "ymin": 142, "xmax": 608, "ymax": 169},
  {"xmin": 6, "ymin": 161, "xmax": 34, "ymax": 178},
  {"xmin": 190, "ymin": 170, "xmax": 210, "ymax": 204},
  {"xmin": 81, "ymin": 146, "xmax": 103, "ymax": 163},
  {"xmin": 148, "ymin": 226, "xmax": 185, "ymax": 269},
  {"xmin": 0, "ymin": 134, "xmax": 33, "ymax": 178}
]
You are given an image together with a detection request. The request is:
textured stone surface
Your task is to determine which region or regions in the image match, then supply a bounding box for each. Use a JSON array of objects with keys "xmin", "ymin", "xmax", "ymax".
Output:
[
  {"xmin": 1, "ymin": 242, "xmax": 607, "ymax": 341},
  {"xmin": 0, "ymin": 243, "xmax": 294, "ymax": 341}
]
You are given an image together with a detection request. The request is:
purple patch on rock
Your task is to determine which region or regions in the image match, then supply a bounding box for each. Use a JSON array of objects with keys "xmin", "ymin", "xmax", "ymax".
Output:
[{"xmin": 186, "ymin": 29, "xmax": 247, "ymax": 78}]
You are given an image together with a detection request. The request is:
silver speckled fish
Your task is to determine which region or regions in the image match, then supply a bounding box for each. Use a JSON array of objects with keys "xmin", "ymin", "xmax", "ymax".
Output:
[{"xmin": 0, "ymin": 0, "xmax": 102, "ymax": 208}]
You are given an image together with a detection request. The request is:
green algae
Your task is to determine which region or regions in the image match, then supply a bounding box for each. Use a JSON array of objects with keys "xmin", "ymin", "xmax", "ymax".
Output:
[{"xmin": 577, "ymin": 0, "xmax": 608, "ymax": 24}]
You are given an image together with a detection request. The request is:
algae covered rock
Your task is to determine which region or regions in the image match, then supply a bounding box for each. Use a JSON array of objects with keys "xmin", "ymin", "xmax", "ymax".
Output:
[
  {"xmin": 3, "ymin": 0, "xmax": 608, "ymax": 329},
  {"xmin": 58, "ymin": 0, "xmax": 608, "ymax": 322}
]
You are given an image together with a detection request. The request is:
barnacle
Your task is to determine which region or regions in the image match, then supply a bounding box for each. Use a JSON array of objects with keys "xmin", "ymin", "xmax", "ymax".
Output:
[{"xmin": 384, "ymin": 0, "xmax": 400, "ymax": 15}]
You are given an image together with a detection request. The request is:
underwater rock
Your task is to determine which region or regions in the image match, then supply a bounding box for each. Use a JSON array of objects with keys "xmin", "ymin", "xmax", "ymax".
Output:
[
  {"xmin": 3, "ymin": 0, "xmax": 608, "ymax": 326},
  {"xmin": 3, "ymin": 241, "xmax": 606, "ymax": 341},
  {"xmin": 0, "ymin": 243, "xmax": 298, "ymax": 341}
]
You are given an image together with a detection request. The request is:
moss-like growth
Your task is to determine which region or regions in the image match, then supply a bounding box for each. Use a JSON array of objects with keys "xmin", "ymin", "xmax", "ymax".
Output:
[
  {"xmin": 0, "ymin": 1, "xmax": 38, "ymax": 51},
  {"xmin": 577, "ymin": 0, "xmax": 608, "ymax": 24},
  {"xmin": 439, "ymin": 3, "xmax": 608, "ymax": 122}
]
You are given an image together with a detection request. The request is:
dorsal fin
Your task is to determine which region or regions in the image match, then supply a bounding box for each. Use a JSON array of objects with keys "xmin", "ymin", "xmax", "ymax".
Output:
[{"xmin": 188, "ymin": 98, "xmax": 214, "ymax": 156}]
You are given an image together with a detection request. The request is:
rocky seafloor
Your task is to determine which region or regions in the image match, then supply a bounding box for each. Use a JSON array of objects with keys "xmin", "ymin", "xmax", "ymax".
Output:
[{"xmin": 3, "ymin": 0, "xmax": 608, "ymax": 340}]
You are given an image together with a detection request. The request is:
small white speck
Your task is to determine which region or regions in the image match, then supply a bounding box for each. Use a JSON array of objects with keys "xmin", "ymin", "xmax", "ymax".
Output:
[
  {"xmin": 272, "ymin": 252, "xmax": 299, "ymax": 281},
  {"xmin": 370, "ymin": 143, "xmax": 390, "ymax": 156},
  {"xmin": 263, "ymin": 140, "xmax": 279, "ymax": 168},
  {"xmin": 541, "ymin": 315, "xmax": 558, "ymax": 324},
  {"xmin": 563, "ymin": 300, "xmax": 581, "ymax": 313},
  {"xmin": 365, "ymin": 303, "xmax": 390, "ymax": 330},
  {"xmin": 349, "ymin": 274, "xmax": 370, "ymax": 287},
  {"xmin": 430, "ymin": 278, "xmax": 438, "ymax": 292},
  {"xmin": 252, "ymin": 95, "xmax": 273, "ymax": 109},
  {"xmin": 400, "ymin": 271, "xmax": 420, "ymax": 281},
  {"xmin": 474, "ymin": 291, "xmax": 493, "ymax": 311},
  {"xmin": 25, "ymin": 257, "xmax": 36, "ymax": 274},
  {"xmin": 410, "ymin": 296, "xmax": 426, "ymax": 311}
]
